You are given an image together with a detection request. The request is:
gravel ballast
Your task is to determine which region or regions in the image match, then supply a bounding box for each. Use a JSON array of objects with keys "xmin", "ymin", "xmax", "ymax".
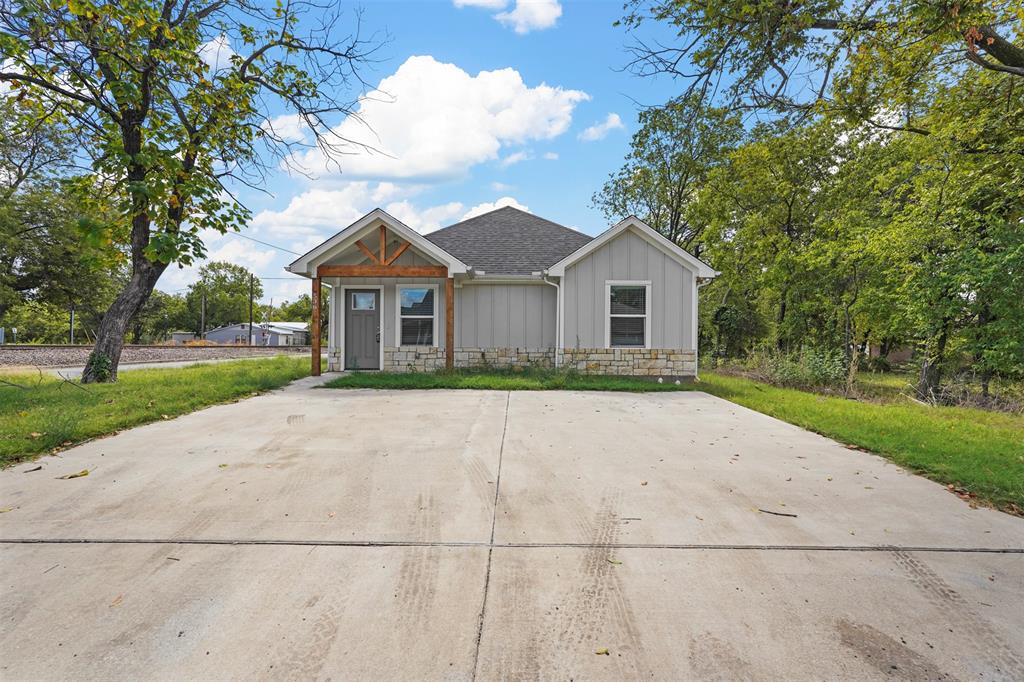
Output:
[{"xmin": 0, "ymin": 345, "xmax": 308, "ymax": 369}]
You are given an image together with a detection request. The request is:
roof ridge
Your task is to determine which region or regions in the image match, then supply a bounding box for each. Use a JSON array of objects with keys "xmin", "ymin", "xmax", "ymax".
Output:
[{"xmin": 428, "ymin": 205, "xmax": 593, "ymax": 239}]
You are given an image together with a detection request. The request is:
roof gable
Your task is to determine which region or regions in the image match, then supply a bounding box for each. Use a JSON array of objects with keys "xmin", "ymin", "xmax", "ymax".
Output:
[
  {"xmin": 547, "ymin": 216, "xmax": 718, "ymax": 278},
  {"xmin": 423, "ymin": 206, "xmax": 592, "ymax": 276},
  {"xmin": 286, "ymin": 208, "xmax": 468, "ymax": 277}
]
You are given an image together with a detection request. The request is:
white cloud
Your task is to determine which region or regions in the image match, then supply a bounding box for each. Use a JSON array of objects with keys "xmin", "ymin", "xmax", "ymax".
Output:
[
  {"xmin": 542, "ymin": 151, "xmax": 559, "ymax": 160},
  {"xmin": 499, "ymin": 150, "xmax": 531, "ymax": 167},
  {"xmin": 453, "ymin": 0, "xmax": 507, "ymax": 7},
  {"xmin": 197, "ymin": 35, "xmax": 236, "ymax": 71},
  {"xmin": 250, "ymin": 184, "xmax": 384, "ymax": 242},
  {"xmin": 293, "ymin": 55, "xmax": 588, "ymax": 181},
  {"xmin": 496, "ymin": 0, "xmax": 562, "ymax": 33},
  {"xmin": 490, "ymin": 181, "xmax": 514, "ymax": 191},
  {"xmin": 383, "ymin": 200, "xmax": 465, "ymax": 234},
  {"xmin": 578, "ymin": 113, "xmax": 624, "ymax": 142},
  {"xmin": 463, "ymin": 196, "xmax": 529, "ymax": 220},
  {"xmin": 262, "ymin": 114, "xmax": 310, "ymax": 143}
]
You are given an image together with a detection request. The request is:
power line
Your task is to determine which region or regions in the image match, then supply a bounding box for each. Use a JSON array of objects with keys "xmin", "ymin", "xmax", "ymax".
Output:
[{"xmin": 226, "ymin": 230, "xmax": 300, "ymax": 255}]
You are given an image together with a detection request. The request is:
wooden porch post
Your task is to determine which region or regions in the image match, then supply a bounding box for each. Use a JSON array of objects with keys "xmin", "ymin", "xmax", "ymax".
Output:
[
  {"xmin": 311, "ymin": 276, "xmax": 321, "ymax": 376},
  {"xmin": 445, "ymin": 277, "xmax": 454, "ymax": 370}
]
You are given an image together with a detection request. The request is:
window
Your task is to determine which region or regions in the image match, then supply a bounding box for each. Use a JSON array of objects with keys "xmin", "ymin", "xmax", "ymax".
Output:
[
  {"xmin": 607, "ymin": 282, "xmax": 650, "ymax": 348},
  {"xmin": 398, "ymin": 286, "xmax": 436, "ymax": 346},
  {"xmin": 351, "ymin": 292, "xmax": 375, "ymax": 310}
]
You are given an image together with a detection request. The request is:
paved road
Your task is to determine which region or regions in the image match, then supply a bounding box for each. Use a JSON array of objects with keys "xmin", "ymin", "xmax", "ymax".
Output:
[{"xmin": 2, "ymin": 381, "xmax": 1022, "ymax": 680}]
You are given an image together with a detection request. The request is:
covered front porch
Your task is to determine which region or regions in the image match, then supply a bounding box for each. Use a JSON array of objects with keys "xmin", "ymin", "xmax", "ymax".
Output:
[{"xmin": 287, "ymin": 209, "xmax": 468, "ymax": 376}]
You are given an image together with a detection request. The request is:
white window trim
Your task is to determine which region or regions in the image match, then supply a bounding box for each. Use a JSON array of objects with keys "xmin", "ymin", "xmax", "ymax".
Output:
[
  {"xmin": 338, "ymin": 284, "xmax": 384, "ymax": 371},
  {"xmin": 604, "ymin": 280, "xmax": 652, "ymax": 349},
  {"xmin": 395, "ymin": 283, "xmax": 439, "ymax": 349}
]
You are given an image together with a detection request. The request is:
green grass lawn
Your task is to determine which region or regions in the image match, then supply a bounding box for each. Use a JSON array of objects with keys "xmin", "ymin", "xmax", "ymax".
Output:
[
  {"xmin": 324, "ymin": 368, "xmax": 1024, "ymax": 513},
  {"xmin": 0, "ymin": 356, "xmax": 308, "ymax": 465},
  {"xmin": 322, "ymin": 368, "xmax": 691, "ymax": 392}
]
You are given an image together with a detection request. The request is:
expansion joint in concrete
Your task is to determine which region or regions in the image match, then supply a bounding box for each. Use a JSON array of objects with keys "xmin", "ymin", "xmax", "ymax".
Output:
[{"xmin": 471, "ymin": 391, "xmax": 511, "ymax": 682}]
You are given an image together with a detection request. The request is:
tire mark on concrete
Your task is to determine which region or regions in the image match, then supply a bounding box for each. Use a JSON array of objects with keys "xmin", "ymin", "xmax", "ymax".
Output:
[
  {"xmin": 532, "ymin": 490, "xmax": 648, "ymax": 679},
  {"xmin": 891, "ymin": 550, "xmax": 1024, "ymax": 680},
  {"xmin": 396, "ymin": 492, "xmax": 441, "ymax": 625}
]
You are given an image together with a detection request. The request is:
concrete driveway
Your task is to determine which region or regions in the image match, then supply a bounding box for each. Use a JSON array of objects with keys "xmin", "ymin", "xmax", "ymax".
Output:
[{"xmin": 2, "ymin": 381, "xmax": 1022, "ymax": 680}]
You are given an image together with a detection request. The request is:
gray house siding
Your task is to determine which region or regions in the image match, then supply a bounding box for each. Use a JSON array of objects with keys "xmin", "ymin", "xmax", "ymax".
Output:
[
  {"xmin": 562, "ymin": 228, "xmax": 695, "ymax": 349},
  {"xmin": 456, "ymin": 283, "xmax": 556, "ymax": 348}
]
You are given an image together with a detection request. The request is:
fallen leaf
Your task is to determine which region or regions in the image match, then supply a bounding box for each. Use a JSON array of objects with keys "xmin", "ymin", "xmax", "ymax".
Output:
[
  {"xmin": 0, "ymin": 507, "xmax": 13, "ymax": 513},
  {"xmin": 23, "ymin": 465, "xmax": 42, "ymax": 473},
  {"xmin": 328, "ymin": 511, "xmax": 336, "ymax": 518},
  {"xmin": 640, "ymin": 481, "xmax": 648, "ymax": 486},
  {"xmin": 56, "ymin": 469, "xmax": 89, "ymax": 480},
  {"xmin": 29, "ymin": 432, "xmax": 42, "ymax": 439},
  {"xmin": 161, "ymin": 414, "xmax": 170, "ymax": 420},
  {"xmin": 110, "ymin": 594, "xmax": 123, "ymax": 608},
  {"xmin": 605, "ymin": 558, "xmax": 622, "ymax": 565},
  {"xmin": 218, "ymin": 464, "xmax": 228, "ymax": 469},
  {"xmin": 595, "ymin": 648, "xmax": 610, "ymax": 656}
]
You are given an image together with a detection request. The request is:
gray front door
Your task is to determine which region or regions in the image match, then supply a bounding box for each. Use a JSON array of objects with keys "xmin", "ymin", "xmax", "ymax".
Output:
[{"xmin": 345, "ymin": 289, "xmax": 380, "ymax": 369}]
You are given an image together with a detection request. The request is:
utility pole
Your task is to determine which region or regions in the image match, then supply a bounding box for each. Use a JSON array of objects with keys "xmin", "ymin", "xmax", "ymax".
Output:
[
  {"xmin": 248, "ymin": 274, "xmax": 254, "ymax": 346},
  {"xmin": 200, "ymin": 292, "xmax": 206, "ymax": 339},
  {"xmin": 69, "ymin": 307, "xmax": 75, "ymax": 344}
]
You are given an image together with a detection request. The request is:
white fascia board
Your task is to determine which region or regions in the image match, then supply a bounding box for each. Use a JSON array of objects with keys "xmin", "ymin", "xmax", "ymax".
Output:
[
  {"xmin": 547, "ymin": 216, "xmax": 719, "ymax": 279},
  {"xmin": 285, "ymin": 208, "xmax": 468, "ymax": 277}
]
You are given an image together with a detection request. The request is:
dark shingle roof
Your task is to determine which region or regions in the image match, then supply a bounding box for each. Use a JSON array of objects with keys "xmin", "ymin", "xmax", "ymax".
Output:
[{"xmin": 424, "ymin": 206, "xmax": 592, "ymax": 275}]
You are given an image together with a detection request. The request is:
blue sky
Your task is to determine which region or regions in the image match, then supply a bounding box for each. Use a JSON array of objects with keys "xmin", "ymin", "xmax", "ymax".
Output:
[{"xmin": 160, "ymin": 0, "xmax": 681, "ymax": 303}]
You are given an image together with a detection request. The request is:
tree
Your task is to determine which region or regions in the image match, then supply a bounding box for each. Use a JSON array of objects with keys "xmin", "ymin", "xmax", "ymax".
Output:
[
  {"xmin": 1, "ymin": 0, "xmax": 377, "ymax": 381},
  {"xmin": 592, "ymin": 96, "xmax": 741, "ymax": 253},
  {"xmin": 180, "ymin": 261, "xmax": 261, "ymax": 334},
  {"xmin": 130, "ymin": 289, "xmax": 186, "ymax": 343},
  {"xmin": 272, "ymin": 294, "xmax": 312, "ymax": 322},
  {"xmin": 620, "ymin": 0, "xmax": 1023, "ymax": 127}
]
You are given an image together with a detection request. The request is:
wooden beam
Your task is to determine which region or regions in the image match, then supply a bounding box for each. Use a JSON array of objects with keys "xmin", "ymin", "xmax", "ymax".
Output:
[
  {"xmin": 445, "ymin": 277, "xmax": 454, "ymax": 370},
  {"xmin": 317, "ymin": 264, "xmax": 448, "ymax": 278},
  {"xmin": 311, "ymin": 277, "xmax": 321, "ymax": 376},
  {"xmin": 383, "ymin": 241, "xmax": 410, "ymax": 266},
  {"xmin": 379, "ymin": 224, "xmax": 387, "ymax": 265},
  {"xmin": 354, "ymin": 239, "xmax": 380, "ymax": 264}
]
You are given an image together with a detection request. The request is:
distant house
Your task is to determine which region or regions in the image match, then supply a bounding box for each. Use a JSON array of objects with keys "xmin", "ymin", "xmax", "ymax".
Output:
[
  {"xmin": 204, "ymin": 322, "xmax": 309, "ymax": 346},
  {"xmin": 169, "ymin": 331, "xmax": 197, "ymax": 345}
]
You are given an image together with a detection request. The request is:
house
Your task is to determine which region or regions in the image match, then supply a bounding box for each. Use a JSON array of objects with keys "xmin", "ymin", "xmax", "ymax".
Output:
[
  {"xmin": 169, "ymin": 331, "xmax": 197, "ymax": 345},
  {"xmin": 204, "ymin": 321, "xmax": 310, "ymax": 346},
  {"xmin": 286, "ymin": 207, "xmax": 717, "ymax": 376}
]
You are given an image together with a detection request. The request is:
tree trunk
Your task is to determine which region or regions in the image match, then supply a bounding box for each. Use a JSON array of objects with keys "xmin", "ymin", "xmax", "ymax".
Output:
[
  {"xmin": 82, "ymin": 258, "xmax": 166, "ymax": 382},
  {"xmin": 916, "ymin": 325, "xmax": 950, "ymax": 401},
  {"xmin": 775, "ymin": 290, "xmax": 788, "ymax": 352}
]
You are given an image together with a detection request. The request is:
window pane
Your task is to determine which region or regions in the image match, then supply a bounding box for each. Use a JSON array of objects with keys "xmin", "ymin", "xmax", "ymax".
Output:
[
  {"xmin": 351, "ymin": 292, "xmax": 375, "ymax": 310},
  {"xmin": 400, "ymin": 288, "xmax": 434, "ymax": 316},
  {"xmin": 401, "ymin": 318, "xmax": 433, "ymax": 346},
  {"xmin": 610, "ymin": 286, "xmax": 646, "ymax": 315},
  {"xmin": 610, "ymin": 317, "xmax": 645, "ymax": 347}
]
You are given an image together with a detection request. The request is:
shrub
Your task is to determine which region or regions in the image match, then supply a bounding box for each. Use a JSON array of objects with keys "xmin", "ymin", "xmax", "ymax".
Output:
[{"xmin": 747, "ymin": 347, "xmax": 847, "ymax": 390}]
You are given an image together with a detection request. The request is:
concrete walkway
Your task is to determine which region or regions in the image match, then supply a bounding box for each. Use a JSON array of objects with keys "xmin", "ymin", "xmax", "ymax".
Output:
[{"xmin": 1, "ymin": 385, "xmax": 1022, "ymax": 679}]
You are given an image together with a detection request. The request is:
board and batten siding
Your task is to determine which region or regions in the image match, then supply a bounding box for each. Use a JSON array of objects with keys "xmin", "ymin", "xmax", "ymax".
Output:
[
  {"xmin": 456, "ymin": 283, "xmax": 556, "ymax": 348},
  {"xmin": 562, "ymin": 228, "xmax": 695, "ymax": 349}
]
